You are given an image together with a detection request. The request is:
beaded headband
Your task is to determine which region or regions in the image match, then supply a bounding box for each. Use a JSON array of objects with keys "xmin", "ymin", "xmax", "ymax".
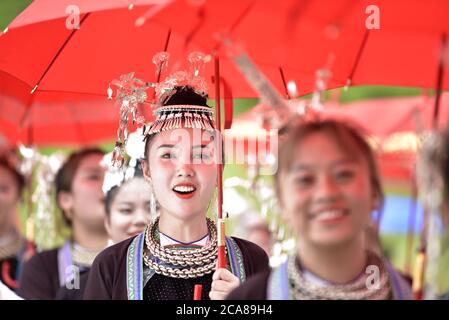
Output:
[{"xmin": 143, "ymin": 104, "xmax": 215, "ymax": 137}]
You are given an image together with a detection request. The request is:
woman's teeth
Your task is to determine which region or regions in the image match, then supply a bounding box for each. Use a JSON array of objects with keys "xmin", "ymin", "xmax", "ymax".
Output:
[
  {"xmin": 314, "ymin": 210, "xmax": 346, "ymax": 221},
  {"xmin": 173, "ymin": 186, "xmax": 196, "ymax": 193}
]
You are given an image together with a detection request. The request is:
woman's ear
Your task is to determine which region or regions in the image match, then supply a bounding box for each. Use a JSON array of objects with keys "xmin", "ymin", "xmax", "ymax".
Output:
[
  {"xmin": 58, "ymin": 191, "xmax": 74, "ymax": 221},
  {"xmin": 104, "ymin": 216, "xmax": 112, "ymax": 236},
  {"xmin": 141, "ymin": 159, "xmax": 151, "ymax": 182},
  {"xmin": 372, "ymin": 193, "xmax": 381, "ymax": 212}
]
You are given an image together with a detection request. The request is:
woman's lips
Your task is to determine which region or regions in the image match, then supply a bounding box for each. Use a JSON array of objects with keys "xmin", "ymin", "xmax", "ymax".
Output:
[
  {"xmin": 172, "ymin": 183, "xmax": 197, "ymax": 199},
  {"xmin": 310, "ymin": 209, "xmax": 348, "ymax": 224}
]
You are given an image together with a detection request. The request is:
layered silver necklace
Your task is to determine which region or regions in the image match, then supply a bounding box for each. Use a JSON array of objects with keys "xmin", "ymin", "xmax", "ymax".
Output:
[{"xmin": 287, "ymin": 251, "xmax": 391, "ymax": 300}]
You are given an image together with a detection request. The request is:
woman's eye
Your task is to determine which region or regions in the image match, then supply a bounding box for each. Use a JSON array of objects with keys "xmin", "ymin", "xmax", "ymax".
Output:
[
  {"xmin": 335, "ymin": 170, "xmax": 355, "ymax": 181},
  {"xmin": 88, "ymin": 174, "xmax": 102, "ymax": 181},
  {"xmin": 294, "ymin": 176, "xmax": 315, "ymax": 187},
  {"xmin": 119, "ymin": 208, "xmax": 133, "ymax": 215},
  {"xmin": 161, "ymin": 153, "xmax": 174, "ymax": 159}
]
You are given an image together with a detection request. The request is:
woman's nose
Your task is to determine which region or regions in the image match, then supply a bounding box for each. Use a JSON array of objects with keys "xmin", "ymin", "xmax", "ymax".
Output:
[
  {"xmin": 175, "ymin": 161, "xmax": 195, "ymax": 178},
  {"xmin": 316, "ymin": 175, "xmax": 340, "ymax": 199}
]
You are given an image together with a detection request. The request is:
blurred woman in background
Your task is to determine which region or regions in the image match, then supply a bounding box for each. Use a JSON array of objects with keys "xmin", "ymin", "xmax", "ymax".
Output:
[
  {"xmin": 228, "ymin": 119, "xmax": 412, "ymax": 300},
  {"xmin": 103, "ymin": 161, "xmax": 153, "ymax": 245},
  {"xmin": 19, "ymin": 148, "xmax": 108, "ymax": 299},
  {"xmin": 0, "ymin": 154, "xmax": 33, "ymax": 292}
]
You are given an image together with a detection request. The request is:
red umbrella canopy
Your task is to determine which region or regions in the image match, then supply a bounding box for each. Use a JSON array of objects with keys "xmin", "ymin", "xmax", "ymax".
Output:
[
  {"xmin": 0, "ymin": 1, "xmax": 287, "ymax": 100},
  {"xmin": 230, "ymin": 93, "xmax": 449, "ymax": 182},
  {"xmin": 0, "ymin": 1, "xmax": 280, "ymax": 145},
  {"xmin": 2, "ymin": 0, "xmax": 449, "ymax": 145},
  {"xmin": 152, "ymin": 0, "xmax": 449, "ymax": 93},
  {"xmin": 236, "ymin": 93, "xmax": 449, "ymax": 136},
  {"xmin": 0, "ymin": 1, "xmax": 248, "ymax": 145},
  {"xmin": 313, "ymin": 94, "xmax": 449, "ymax": 137}
]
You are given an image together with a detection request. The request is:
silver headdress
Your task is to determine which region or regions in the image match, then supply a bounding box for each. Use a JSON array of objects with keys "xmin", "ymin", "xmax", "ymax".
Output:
[
  {"xmin": 143, "ymin": 104, "xmax": 215, "ymax": 137},
  {"xmin": 102, "ymin": 128, "xmax": 146, "ymax": 194},
  {"xmin": 108, "ymin": 51, "xmax": 214, "ymax": 168},
  {"xmin": 101, "ymin": 128, "xmax": 158, "ymax": 218}
]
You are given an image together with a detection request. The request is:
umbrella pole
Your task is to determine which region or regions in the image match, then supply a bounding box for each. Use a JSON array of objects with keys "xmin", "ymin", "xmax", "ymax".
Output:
[
  {"xmin": 214, "ymin": 56, "xmax": 227, "ymax": 269},
  {"xmin": 193, "ymin": 284, "xmax": 203, "ymax": 300},
  {"xmin": 156, "ymin": 29, "xmax": 172, "ymax": 83}
]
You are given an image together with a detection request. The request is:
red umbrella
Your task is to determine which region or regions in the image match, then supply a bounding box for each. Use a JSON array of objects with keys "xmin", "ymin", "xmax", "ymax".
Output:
[
  {"xmin": 0, "ymin": 2, "xmax": 167, "ymax": 145},
  {"xmin": 0, "ymin": 90, "xmax": 118, "ymax": 146},
  {"xmin": 152, "ymin": 0, "xmax": 449, "ymax": 298},
  {"xmin": 310, "ymin": 93, "xmax": 449, "ymax": 136},
  {"xmin": 236, "ymin": 93, "xmax": 447, "ymax": 133},
  {"xmin": 0, "ymin": 0, "xmax": 290, "ymax": 145},
  {"xmin": 230, "ymin": 93, "xmax": 449, "ymax": 182},
  {"xmin": 151, "ymin": 0, "xmax": 449, "ymax": 93},
  {"xmin": 3, "ymin": 0, "xmax": 449, "ymax": 146},
  {"xmin": 150, "ymin": 0, "xmax": 449, "ymax": 135}
]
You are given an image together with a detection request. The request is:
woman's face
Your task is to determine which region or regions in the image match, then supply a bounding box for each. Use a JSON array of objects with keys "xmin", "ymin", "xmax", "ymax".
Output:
[
  {"xmin": 143, "ymin": 128, "xmax": 217, "ymax": 222},
  {"xmin": 106, "ymin": 178, "xmax": 152, "ymax": 243},
  {"xmin": 66, "ymin": 153, "xmax": 106, "ymax": 231},
  {"xmin": 278, "ymin": 131, "xmax": 375, "ymax": 248},
  {"xmin": 0, "ymin": 165, "xmax": 20, "ymax": 230}
]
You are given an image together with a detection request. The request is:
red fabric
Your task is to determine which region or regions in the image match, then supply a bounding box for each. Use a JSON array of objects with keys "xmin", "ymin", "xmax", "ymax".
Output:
[
  {"xmin": 0, "ymin": 4, "xmax": 264, "ymax": 145},
  {"xmin": 153, "ymin": 0, "xmax": 449, "ymax": 92},
  {"xmin": 233, "ymin": 94, "xmax": 449, "ymax": 181},
  {"xmin": 238, "ymin": 93, "xmax": 449, "ymax": 137},
  {"xmin": 1, "ymin": 0, "xmax": 449, "ymax": 145}
]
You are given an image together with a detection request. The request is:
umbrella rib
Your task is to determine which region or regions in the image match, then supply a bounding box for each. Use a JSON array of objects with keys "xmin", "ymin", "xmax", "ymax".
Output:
[
  {"xmin": 21, "ymin": 13, "xmax": 91, "ymax": 132},
  {"xmin": 226, "ymin": 2, "xmax": 254, "ymax": 35},
  {"xmin": 347, "ymin": 29, "xmax": 370, "ymax": 86},
  {"xmin": 26, "ymin": 89, "xmax": 105, "ymax": 97},
  {"xmin": 432, "ymin": 32, "xmax": 447, "ymax": 130},
  {"xmin": 278, "ymin": 67, "xmax": 291, "ymax": 100},
  {"xmin": 31, "ymin": 12, "xmax": 92, "ymax": 94},
  {"xmin": 156, "ymin": 28, "xmax": 172, "ymax": 83}
]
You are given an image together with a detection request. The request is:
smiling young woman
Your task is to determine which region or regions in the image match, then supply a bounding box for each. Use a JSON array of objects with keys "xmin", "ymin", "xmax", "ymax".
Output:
[
  {"xmin": 19, "ymin": 148, "xmax": 108, "ymax": 300},
  {"xmin": 228, "ymin": 119, "xmax": 413, "ymax": 300},
  {"xmin": 84, "ymin": 80, "xmax": 269, "ymax": 300},
  {"xmin": 103, "ymin": 161, "xmax": 153, "ymax": 245}
]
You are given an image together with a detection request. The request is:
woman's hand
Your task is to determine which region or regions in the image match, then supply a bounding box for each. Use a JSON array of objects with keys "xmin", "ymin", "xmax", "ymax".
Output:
[{"xmin": 209, "ymin": 268, "xmax": 240, "ymax": 300}]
